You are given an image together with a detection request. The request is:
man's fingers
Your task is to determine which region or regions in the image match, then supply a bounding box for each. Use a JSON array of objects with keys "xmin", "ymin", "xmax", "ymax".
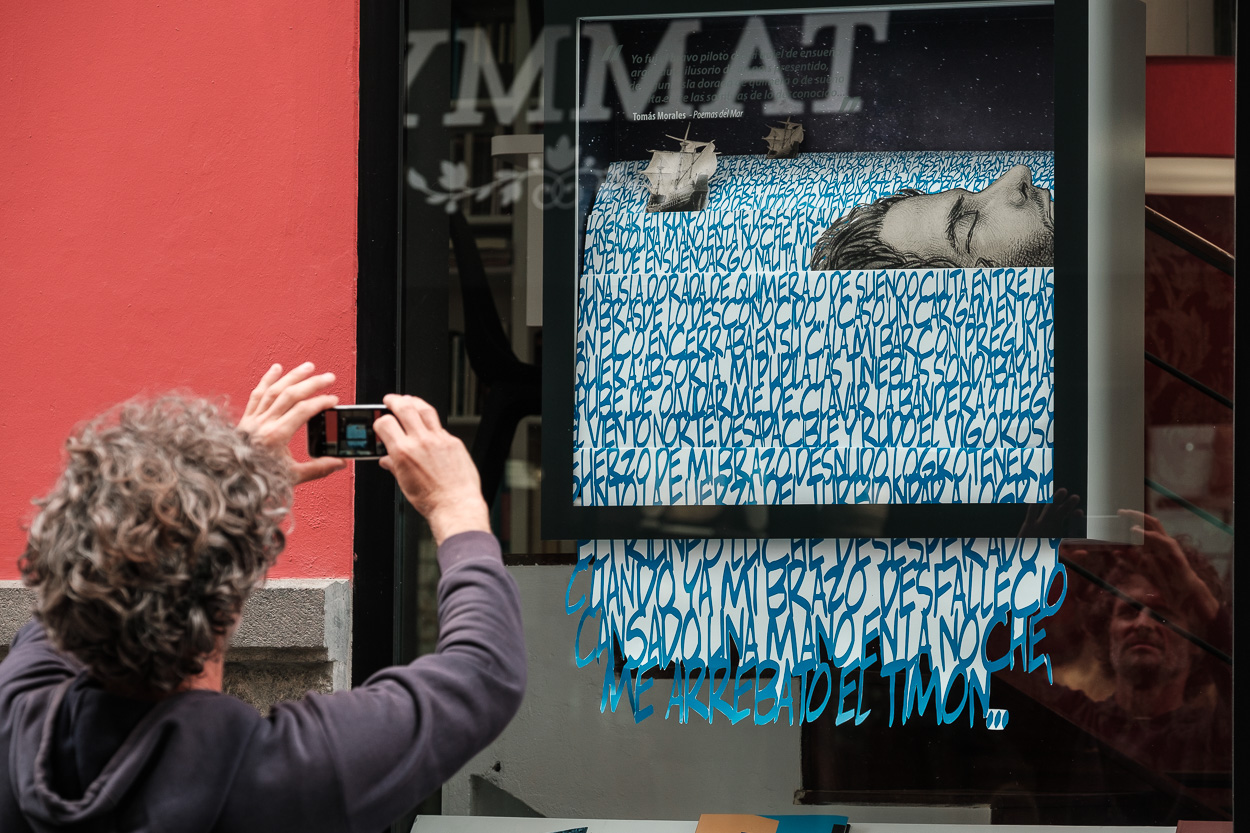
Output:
[
  {"xmin": 373, "ymin": 413, "xmax": 408, "ymax": 450},
  {"xmin": 1137, "ymin": 527, "xmax": 1187, "ymax": 565},
  {"xmin": 1120, "ymin": 508, "xmax": 1163, "ymax": 533},
  {"xmin": 268, "ymin": 393, "xmax": 340, "ymax": 442},
  {"xmin": 245, "ymin": 364, "xmax": 284, "ymax": 418},
  {"xmin": 411, "ymin": 397, "xmax": 442, "ymax": 432},
  {"xmin": 384, "ymin": 394, "xmax": 439, "ymax": 437},
  {"xmin": 389, "ymin": 393, "xmax": 442, "ymax": 432},
  {"xmin": 265, "ymin": 372, "xmax": 337, "ymax": 421},
  {"xmin": 1135, "ymin": 526, "xmax": 1172, "ymax": 552},
  {"xmin": 1134, "ymin": 527, "xmax": 1218, "ymax": 616},
  {"xmin": 291, "ymin": 457, "xmax": 348, "ymax": 485},
  {"xmin": 255, "ymin": 362, "xmax": 318, "ymax": 415},
  {"xmin": 1130, "ymin": 530, "xmax": 1179, "ymax": 595}
]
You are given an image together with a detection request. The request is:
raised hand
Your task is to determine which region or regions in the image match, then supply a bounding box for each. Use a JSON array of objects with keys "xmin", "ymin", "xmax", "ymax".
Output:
[
  {"xmin": 1017, "ymin": 487, "xmax": 1084, "ymax": 538},
  {"xmin": 372, "ymin": 394, "xmax": 490, "ymax": 544},
  {"xmin": 237, "ymin": 362, "xmax": 347, "ymax": 484},
  {"xmin": 1120, "ymin": 509, "xmax": 1220, "ymax": 624}
]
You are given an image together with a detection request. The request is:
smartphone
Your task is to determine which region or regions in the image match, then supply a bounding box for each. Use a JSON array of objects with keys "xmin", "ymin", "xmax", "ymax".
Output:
[{"xmin": 307, "ymin": 405, "xmax": 392, "ymax": 459}]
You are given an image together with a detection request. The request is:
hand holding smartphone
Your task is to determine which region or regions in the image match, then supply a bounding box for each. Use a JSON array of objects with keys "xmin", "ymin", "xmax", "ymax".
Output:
[
  {"xmin": 372, "ymin": 394, "xmax": 490, "ymax": 543},
  {"xmin": 307, "ymin": 405, "xmax": 392, "ymax": 459}
]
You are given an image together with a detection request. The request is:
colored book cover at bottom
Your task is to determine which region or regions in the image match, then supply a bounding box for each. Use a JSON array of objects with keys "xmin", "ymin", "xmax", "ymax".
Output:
[{"xmin": 693, "ymin": 814, "xmax": 849, "ymax": 833}]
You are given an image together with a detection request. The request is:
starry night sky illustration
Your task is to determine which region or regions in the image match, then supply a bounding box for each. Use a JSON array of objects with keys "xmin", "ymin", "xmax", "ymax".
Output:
[{"xmin": 578, "ymin": 5, "xmax": 1053, "ymax": 170}]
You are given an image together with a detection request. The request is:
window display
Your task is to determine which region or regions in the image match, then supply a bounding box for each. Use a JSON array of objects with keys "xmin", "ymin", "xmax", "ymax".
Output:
[
  {"xmin": 547, "ymin": 3, "xmax": 1078, "ymax": 540},
  {"xmin": 384, "ymin": 0, "xmax": 1232, "ymax": 824}
]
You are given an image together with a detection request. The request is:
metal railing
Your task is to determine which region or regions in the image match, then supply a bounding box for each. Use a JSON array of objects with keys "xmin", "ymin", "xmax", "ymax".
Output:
[{"xmin": 1143, "ymin": 205, "xmax": 1235, "ymax": 534}]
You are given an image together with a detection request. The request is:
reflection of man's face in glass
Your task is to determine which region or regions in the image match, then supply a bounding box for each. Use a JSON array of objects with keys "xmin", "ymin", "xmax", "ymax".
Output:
[
  {"xmin": 1108, "ymin": 576, "xmax": 1194, "ymax": 689},
  {"xmin": 878, "ymin": 164, "xmax": 1054, "ymax": 267}
]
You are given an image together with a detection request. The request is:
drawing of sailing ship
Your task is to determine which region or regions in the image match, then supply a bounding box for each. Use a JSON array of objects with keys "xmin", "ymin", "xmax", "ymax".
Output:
[
  {"xmin": 763, "ymin": 118, "xmax": 804, "ymax": 159},
  {"xmin": 641, "ymin": 124, "xmax": 718, "ymax": 213}
]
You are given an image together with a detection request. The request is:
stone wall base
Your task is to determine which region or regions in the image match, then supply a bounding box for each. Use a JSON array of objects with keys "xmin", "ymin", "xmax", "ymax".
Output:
[{"xmin": 1, "ymin": 578, "xmax": 351, "ymax": 714}]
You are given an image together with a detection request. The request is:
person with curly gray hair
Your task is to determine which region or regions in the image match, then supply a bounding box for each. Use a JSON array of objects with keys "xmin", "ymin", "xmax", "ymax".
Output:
[{"xmin": 0, "ymin": 363, "xmax": 525, "ymax": 833}]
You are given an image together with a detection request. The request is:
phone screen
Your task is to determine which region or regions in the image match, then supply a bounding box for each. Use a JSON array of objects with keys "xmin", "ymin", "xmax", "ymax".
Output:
[{"xmin": 307, "ymin": 406, "xmax": 391, "ymax": 458}]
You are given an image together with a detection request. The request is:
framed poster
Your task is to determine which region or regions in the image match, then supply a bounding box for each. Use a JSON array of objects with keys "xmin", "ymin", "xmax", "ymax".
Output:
[{"xmin": 543, "ymin": 0, "xmax": 1088, "ymax": 540}]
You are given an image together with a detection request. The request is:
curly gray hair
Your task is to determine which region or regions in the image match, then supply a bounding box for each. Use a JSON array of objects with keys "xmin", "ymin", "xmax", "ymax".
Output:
[{"xmin": 19, "ymin": 395, "xmax": 294, "ymax": 697}]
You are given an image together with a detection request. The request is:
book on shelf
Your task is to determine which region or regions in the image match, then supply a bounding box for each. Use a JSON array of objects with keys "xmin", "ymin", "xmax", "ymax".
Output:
[
  {"xmin": 448, "ymin": 331, "xmax": 482, "ymax": 418},
  {"xmin": 693, "ymin": 815, "xmax": 849, "ymax": 833}
]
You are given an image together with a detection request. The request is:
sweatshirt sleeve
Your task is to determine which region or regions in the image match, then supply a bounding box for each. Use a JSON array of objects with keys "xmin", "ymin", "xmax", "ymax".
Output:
[{"xmin": 258, "ymin": 530, "xmax": 526, "ymax": 832}]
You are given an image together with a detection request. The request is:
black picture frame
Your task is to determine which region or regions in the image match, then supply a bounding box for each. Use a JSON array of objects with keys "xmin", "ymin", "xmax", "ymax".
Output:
[
  {"xmin": 354, "ymin": 0, "xmax": 405, "ymax": 687},
  {"xmin": 542, "ymin": 0, "xmax": 1087, "ymax": 541}
]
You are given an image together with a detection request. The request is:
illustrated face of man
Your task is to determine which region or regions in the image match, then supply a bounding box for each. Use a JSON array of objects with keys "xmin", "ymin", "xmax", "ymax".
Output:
[
  {"xmin": 1108, "ymin": 575, "xmax": 1194, "ymax": 689},
  {"xmin": 878, "ymin": 164, "xmax": 1054, "ymax": 267}
]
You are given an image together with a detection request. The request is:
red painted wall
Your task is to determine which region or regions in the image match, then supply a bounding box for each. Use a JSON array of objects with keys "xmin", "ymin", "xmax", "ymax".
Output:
[{"xmin": 0, "ymin": 2, "xmax": 359, "ymax": 580}]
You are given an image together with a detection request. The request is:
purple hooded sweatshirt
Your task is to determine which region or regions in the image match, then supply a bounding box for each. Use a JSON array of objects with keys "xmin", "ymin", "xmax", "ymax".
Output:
[{"xmin": 0, "ymin": 531, "xmax": 525, "ymax": 833}]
